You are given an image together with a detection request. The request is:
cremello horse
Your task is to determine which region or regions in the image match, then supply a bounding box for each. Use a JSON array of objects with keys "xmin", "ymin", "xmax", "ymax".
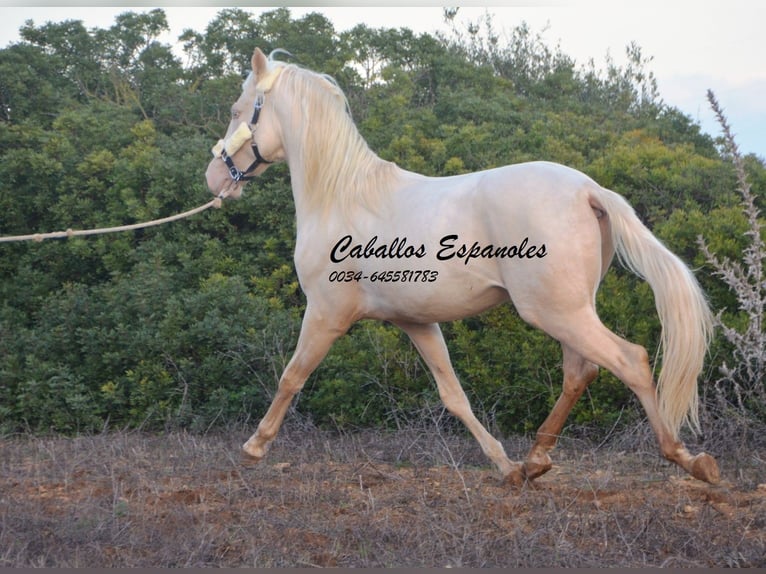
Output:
[{"xmin": 206, "ymin": 48, "xmax": 719, "ymax": 485}]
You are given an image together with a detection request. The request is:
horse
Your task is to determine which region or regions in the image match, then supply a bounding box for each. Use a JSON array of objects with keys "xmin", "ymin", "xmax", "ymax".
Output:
[{"xmin": 205, "ymin": 48, "xmax": 720, "ymax": 486}]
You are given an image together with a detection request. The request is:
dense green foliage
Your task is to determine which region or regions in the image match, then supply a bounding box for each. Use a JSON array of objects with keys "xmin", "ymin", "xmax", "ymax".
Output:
[{"xmin": 1, "ymin": 8, "xmax": 764, "ymax": 435}]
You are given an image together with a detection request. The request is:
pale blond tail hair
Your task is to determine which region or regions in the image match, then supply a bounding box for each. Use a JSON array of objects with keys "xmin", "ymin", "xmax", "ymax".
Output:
[{"xmin": 593, "ymin": 186, "xmax": 713, "ymax": 438}]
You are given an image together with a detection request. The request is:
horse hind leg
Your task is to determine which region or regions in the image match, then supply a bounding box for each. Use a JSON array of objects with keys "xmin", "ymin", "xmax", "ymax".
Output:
[
  {"xmin": 549, "ymin": 311, "xmax": 719, "ymax": 484},
  {"xmin": 521, "ymin": 344, "xmax": 599, "ymax": 482}
]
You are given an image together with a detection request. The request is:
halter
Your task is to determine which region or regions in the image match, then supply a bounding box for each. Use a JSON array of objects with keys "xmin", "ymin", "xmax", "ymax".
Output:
[{"xmin": 214, "ymin": 93, "xmax": 273, "ymax": 183}]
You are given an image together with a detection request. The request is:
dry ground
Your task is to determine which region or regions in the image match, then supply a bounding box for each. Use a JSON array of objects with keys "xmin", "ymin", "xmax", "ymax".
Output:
[{"xmin": 1, "ymin": 422, "xmax": 764, "ymax": 567}]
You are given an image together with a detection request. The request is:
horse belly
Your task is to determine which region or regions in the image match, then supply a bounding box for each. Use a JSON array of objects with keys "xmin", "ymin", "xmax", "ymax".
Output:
[{"xmin": 359, "ymin": 268, "xmax": 510, "ymax": 323}]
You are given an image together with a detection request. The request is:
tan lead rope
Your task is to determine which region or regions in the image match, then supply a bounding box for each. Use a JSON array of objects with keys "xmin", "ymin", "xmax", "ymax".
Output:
[{"xmin": 0, "ymin": 195, "xmax": 225, "ymax": 243}]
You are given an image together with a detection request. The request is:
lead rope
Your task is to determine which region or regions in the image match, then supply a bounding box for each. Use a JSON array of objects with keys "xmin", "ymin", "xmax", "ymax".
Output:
[{"xmin": 0, "ymin": 192, "xmax": 228, "ymax": 243}]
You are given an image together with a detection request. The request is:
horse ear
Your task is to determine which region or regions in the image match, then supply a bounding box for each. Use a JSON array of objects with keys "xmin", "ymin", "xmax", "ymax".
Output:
[{"xmin": 252, "ymin": 48, "xmax": 268, "ymax": 78}]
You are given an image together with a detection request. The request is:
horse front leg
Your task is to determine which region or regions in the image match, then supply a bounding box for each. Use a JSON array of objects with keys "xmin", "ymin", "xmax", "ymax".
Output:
[
  {"xmin": 243, "ymin": 306, "xmax": 348, "ymax": 461},
  {"xmin": 397, "ymin": 321, "xmax": 521, "ymax": 481}
]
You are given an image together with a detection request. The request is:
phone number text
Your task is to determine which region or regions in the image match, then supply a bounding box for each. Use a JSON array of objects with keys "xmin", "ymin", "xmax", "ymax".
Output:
[{"xmin": 328, "ymin": 270, "xmax": 439, "ymax": 283}]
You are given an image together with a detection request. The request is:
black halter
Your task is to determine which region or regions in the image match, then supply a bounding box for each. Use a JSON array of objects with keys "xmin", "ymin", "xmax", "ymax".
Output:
[{"xmin": 219, "ymin": 95, "xmax": 273, "ymax": 183}]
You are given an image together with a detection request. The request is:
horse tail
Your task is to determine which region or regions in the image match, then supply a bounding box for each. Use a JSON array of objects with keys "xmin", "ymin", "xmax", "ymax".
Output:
[{"xmin": 590, "ymin": 186, "xmax": 713, "ymax": 439}]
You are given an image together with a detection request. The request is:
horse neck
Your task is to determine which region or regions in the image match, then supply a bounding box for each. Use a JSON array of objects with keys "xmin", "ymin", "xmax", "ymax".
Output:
[{"xmin": 279, "ymin": 85, "xmax": 399, "ymax": 221}]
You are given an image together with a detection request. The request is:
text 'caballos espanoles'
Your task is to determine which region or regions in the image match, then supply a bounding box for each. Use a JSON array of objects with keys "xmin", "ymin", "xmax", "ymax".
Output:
[{"xmin": 329, "ymin": 234, "xmax": 547, "ymax": 266}]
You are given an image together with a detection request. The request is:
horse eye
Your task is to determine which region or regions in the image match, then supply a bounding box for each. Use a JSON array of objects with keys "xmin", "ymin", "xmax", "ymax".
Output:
[{"xmin": 231, "ymin": 108, "xmax": 240, "ymax": 120}]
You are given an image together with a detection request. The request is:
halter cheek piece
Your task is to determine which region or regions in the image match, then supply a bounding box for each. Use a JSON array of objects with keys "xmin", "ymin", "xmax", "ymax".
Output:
[{"xmin": 213, "ymin": 94, "xmax": 273, "ymax": 183}]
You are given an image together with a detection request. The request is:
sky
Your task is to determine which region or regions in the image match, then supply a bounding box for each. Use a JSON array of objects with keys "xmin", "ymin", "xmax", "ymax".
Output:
[{"xmin": 0, "ymin": 1, "xmax": 764, "ymax": 159}]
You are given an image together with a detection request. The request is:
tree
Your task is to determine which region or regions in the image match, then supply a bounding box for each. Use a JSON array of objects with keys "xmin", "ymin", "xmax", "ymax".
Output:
[{"xmin": 1, "ymin": 8, "xmax": 763, "ymax": 436}]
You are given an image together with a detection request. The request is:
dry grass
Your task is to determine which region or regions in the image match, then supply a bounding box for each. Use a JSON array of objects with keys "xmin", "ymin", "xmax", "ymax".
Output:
[{"xmin": 0, "ymin": 421, "xmax": 764, "ymax": 567}]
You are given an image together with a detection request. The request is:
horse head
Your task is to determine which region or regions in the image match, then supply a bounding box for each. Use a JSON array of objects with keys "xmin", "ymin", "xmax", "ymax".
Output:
[{"xmin": 205, "ymin": 48, "xmax": 287, "ymax": 199}]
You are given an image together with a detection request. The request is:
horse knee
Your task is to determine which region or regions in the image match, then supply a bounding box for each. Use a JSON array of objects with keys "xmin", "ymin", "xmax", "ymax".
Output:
[
  {"xmin": 438, "ymin": 386, "xmax": 471, "ymax": 419},
  {"xmin": 276, "ymin": 368, "xmax": 305, "ymax": 397}
]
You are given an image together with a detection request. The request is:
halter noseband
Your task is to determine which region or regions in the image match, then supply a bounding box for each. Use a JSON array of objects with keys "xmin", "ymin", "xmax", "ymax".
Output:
[{"xmin": 215, "ymin": 94, "xmax": 273, "ymax": 183}]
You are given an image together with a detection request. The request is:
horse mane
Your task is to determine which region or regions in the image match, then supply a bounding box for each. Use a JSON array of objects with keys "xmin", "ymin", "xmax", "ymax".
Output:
[{"xmin": 268, "ymin": 60, "xmax": 398, "ymax": 215}]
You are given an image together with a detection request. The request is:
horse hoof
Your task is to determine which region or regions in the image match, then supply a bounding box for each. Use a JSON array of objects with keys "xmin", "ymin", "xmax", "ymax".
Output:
[
  {"xmin": 502, "ymin": 463, "xmax": 529, "ymax": 488},
  {"xmin": 523, "ymin": 460, "xmax": 552, "ymax": 481},
  {"xmin": 241, "ymin": 450, "xmax": 263, "ymax": 466},
  {"xmin": 241, "ymin": 442, "xmax": 266, "ymax": 465},
  {"xmin": 691, "ymin": 452, "xmax": 720, "ymax": 484}
]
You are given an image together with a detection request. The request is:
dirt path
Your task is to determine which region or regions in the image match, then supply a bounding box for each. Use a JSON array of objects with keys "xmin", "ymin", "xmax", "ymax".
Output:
[{"xmin": 1, "ymin": 428, "xmax": 764, "ymax": 567}]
